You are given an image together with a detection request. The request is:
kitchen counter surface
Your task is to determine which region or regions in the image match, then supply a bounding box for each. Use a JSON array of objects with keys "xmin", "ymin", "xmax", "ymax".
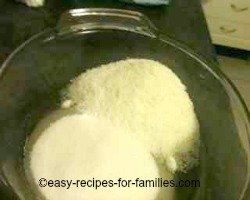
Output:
[
  {"xmin": 2, "ymin": 1, "xmax": 249, "ymax": 200},
  {"xmin": 0, "ymin": 0, "xmax": 216, "ymax": 64}
]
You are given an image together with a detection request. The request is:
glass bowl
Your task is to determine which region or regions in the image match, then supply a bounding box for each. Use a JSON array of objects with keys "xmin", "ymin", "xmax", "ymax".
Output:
[{"xmin": 0, "ymin": 8, "xmax": 249, "ymax": 200}]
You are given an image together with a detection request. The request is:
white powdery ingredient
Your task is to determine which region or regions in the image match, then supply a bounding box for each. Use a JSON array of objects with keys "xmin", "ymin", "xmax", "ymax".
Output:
[
  {"xmin": 65, "ymin": 58, "xmax": 200, "ymax": 172},
  {"xmin": 29, "ymin": 113, "xmax": 160, "ymax": 200}
]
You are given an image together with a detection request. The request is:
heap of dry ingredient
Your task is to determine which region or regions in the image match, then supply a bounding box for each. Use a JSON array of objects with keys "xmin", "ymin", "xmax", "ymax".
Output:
[
  {"xmin": 27, "ymin": 58, "xmax": 199, "ymax": 200},
  {"xmin": 64, "ymin": 58, "xmax": 200, "ymax": 172}
]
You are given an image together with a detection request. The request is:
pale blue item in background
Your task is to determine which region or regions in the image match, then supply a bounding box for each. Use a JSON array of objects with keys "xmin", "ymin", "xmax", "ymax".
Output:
[
  {"xmin": 119, "ymin": 0, "xmax": 170, "ymax": 6},
  {"xmin": 17, "ymin": 0, "xmax": 170, "ymax": 7}
]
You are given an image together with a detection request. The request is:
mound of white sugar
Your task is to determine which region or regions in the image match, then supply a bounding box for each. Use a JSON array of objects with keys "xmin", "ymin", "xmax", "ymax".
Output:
[
  {"xmin": 28, "ymin": 113, "xmax": 160, "ymax": 200},
  {"xmin": 64, "ymin": 58, "xmax": 200, "ymax": 172}
]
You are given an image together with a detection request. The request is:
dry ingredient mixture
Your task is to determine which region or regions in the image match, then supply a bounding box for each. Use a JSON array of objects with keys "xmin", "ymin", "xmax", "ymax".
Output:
[
  {"xmin": 65, "ymin": 59, "xmax": 199, "ymax": 172},
  {"xmin": 28, "ymin": 113, "xmax": 160, "ymax": 200},
  {"xmin": 27, "ymin": 58, "xmax": 199, "ymax": 200}
]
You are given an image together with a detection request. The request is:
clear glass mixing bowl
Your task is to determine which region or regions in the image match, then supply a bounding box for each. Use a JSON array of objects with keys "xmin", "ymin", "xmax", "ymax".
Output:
[{"xmin": 0, "ymin": 8, "xmax": 249, "ymax": 200}]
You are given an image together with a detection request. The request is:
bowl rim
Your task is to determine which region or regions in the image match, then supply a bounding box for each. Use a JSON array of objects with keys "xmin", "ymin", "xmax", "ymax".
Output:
[{"xmin": 0, "ymin": 13, "xmax": 250, "ymax": 199}]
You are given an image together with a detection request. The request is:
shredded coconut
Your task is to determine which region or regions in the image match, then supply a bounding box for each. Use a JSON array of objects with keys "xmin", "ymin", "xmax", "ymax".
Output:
[{"xmin": 64, "ymin": 58, "xmax": 200, "ymax": 172}]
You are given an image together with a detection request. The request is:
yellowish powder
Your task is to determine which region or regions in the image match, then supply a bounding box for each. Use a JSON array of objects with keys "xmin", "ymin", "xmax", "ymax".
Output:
[
  {"xmin": 27, "ymin": 58, "xmax": 199, "ymax": 200},
  {"xmin": 64, "ymin": 58, "xmax": 200, "ymax": 172}
]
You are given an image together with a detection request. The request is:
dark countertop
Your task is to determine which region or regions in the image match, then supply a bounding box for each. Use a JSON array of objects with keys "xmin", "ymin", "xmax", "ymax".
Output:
[
  {"xmin": 5, "ymin": 1, "xmax": 248, "ymax": 200},
  {"xmin": 0, "ymin": 0, "xmax": 216, "ymax": 64},
  {"xmin": 0, "ymin": 1, "xmax": 250, "ymax": 200},
  {"xmin": 81, "ymin": 0, "xmax": 217, "ymax": 62}
]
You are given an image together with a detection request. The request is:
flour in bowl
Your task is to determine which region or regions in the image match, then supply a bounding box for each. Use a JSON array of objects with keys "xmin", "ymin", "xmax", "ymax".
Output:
[
  {"xmin": 27, "ymin": 113, "xmax": 160, "ymax": 200},
  {"xmin": 26, "ymin": 58, "xmax": 199, "ymax": 200}
]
